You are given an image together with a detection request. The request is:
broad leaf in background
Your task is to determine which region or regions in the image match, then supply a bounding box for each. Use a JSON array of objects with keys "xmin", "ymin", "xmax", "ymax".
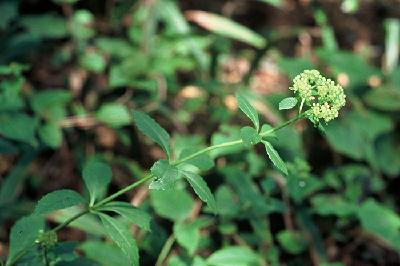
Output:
[
  {"xmin": 263, "ymin": 141, "xmax": 288, "ymax": 175},
  {"xmin": 277, "ymin": 230, "xmax": 308, "ymax": 255},
  {"xmin": 211, "ymin": 125, "xmax": 245, "ymax": 158},
  {"xmin": 149, "ymin": 160, "xmax": 181, "ymax": 190},
  {"xmin": 311, "ymin": 194, "xmax": 355, "ymax": 217},
  {"xmin": 34, "ymin": 189, "xmax": 86, "ymax": 215},
  {"xmin": 0, "ymin": 112, "xmax": 37, "ymax": 146},
  {"xmin": 133, "ymin": 111, "xmax": 171, "ymax": 159},
  {"xmin": 317, "ymin": 49, "xmax": 380, "ymax": 87},
  {"xmin": 82, "ymin": 160, "xmax": 112, "ymax": 205},
  {"xmin": 357, "ymin": 199, "xmax": 400, "ymax": 251},
  {"xmin": 240, "ymin": 126, "xmax": 261, "ymax": 146},
  {"xmin": 185, "ymin": 11, "xmax": 266, "ymax": 48},
  {"xmin": 38, "ymin": 123, "xmax": 63, "ymax": 148},
  {"xmin": 80, "ymin": 241, "xmax": 130, "ymax": 266},
  {"xmin": 174, "ymin": 217, "xmax": 213, "ymax": 255},
  {"xmin": 96, "ymin": 103, "xmax": 131, "ymax": 128},
  {"xmin": 236, "ymin": 93, "xmax": 260, "ymax": 131},
  {"xmin": 150, "ymin": 189, "xmax": 194, "ymax": 222},
  {"xmin": 79, "ymin": 50, "xmax": 106, "ymax": 73},
  {"xmin": 98, "ymin": 201, "xmax": 151, "ymax": 231},
  {"xmin": 98, "ymin": 213, "xmax": 139, "ymax": 266},
  {"xmin": 30, "ymin": 90, "xmax": 71, "ymax": 121},
  {"xmin": 0, "ymin": 1, "xmax": 17, "ymax": 30},
  {"xmin": 49, "ymin": 206, "xmax": 106, "ymax": 236},
  {"xmin": 278, "ymin": 97, "xmax": 298, "ymax": 110},
  {"xmin": 179, "ymin": 148, "xmax": 214, "ymax": 171},
  {"xmin": 278, "ymin": 57, "xmax": 314, "ymax": 80},
  {"xmin": 179, "ymin": 170, "xmax": 218, "ymax": 214},
  {"xmin": 206, "ymin": 246, "xmax": 261, "ymax": 266},
  {"xmin": 325, "ymin": 110, "xmax": 393, "ymax": 161},
  {"xmin": 7, "ymin": 215, "xmax": 44, "ymax": 266},
  {"xmin": 363, "ymin": 88, "xmax": 400, "ymax": 111},
  {"xmin": 20, "ymin": 14, "xmax": 67, "ymax": 39}
]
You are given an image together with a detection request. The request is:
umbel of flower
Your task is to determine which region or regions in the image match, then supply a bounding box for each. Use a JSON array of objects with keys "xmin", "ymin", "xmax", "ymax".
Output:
[{"xmin": 290, "ymin": 70, "xmax": 346, "ymax": 124}]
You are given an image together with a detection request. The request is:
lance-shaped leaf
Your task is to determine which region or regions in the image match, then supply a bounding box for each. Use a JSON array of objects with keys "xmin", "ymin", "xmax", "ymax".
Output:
[
  {"xmin": 263, "ymin": 140, "xmax": 288, "ymax": 175},
  {"xmin": 98, "ymin": 213, "xmax": 139, "ymax": 266},
  {"xmin": 34, "ymin": 189, "xmax": 86, "ymax": 215},
  {"xmin": 179, "ymin": 170, "xmax": 217, "ymax": 214},
  {"xmin": 133, "ymin": 111, "xmax": 171, "ymax": 159},
  {"xmin": 185, "ymin": 10, "xmax": 266, "ymax": 48},
  {"xmin": 98, "ymin": 201, "xmax": 151, "ymax": 231},
  {"xmin": 82, "ymin": 160, "xmax": 112, "ymax": 205},
  {"xmin": 236, "ymin": 93, "xmax": 259, "ymax": 131}
]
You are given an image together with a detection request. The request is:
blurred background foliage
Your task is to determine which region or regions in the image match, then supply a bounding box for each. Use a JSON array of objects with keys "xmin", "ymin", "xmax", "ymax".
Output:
[{"xmin": 0, "ymin": 0, "xmax": 400, "ymax": 265}]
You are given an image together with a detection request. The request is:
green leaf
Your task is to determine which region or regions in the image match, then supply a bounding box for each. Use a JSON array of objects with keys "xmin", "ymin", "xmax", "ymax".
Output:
[
  {"xmin": 278, "ymin": 57, "xmax": 314, "ymax": 80},
  {"xmin": 325, "ymin": 110, "xmax": 393, "ymax": 161},
  {"xmin": 311, "ymin": 194, "xmax": 355, "ymax": 217},
  {"xmin": 179, "ymin": 170, "xmax": 218, "ymax": 214},
  {"xmin": 174, "ymin": 217, "xmax": 213, "ymax": 255},
  {"xmin": 38, "ymin": 123, "xmax": 63, "ymax": 148},
  {"xmin": 179, "ymin": 148, "xmax": 214, "ymax": 171},
  {"xmin": 257, "ymin": 0, "xmax": 283, "ymax": 7},
  {"xmin": 186, "ymin": 11, "xmax": 266, "ymax": 48},
  {"xmin": 7, "ymin": 215, "xmax": 44, "ymax": 265},
  {"xmin": 96, "ymin": 103, "xmax": 131, "ymax": 128},
  {"xmin": 80, "ymin": 241, "xmax": 130, "ymax": 266},
  {"xmin": 363, "ymin": 88, "xmax": 400, "ymax": 111},
  {"xmin": 236, "ymin": 93, "xmax": 259, "ymax": 131},
  {"xmin": 0, "ymin": 112, "xmax": 37, "ymax": 146},
  {"xmin": 150, "ymin": 189, "xmax": 194, "ymax": 222},
  {"xmin": 240, "ymin": 126, "xmax": 261, "ymax": 146},
  {"xmin": 277, "ymin": 230, "xmax": 308, "ymax": 255},
  {"xmin": 34, "ymin": 189, "xmax": 86, "ymax": 215},
  {"xmin": 206, "ymin": 246, "xmax": 260, "ymax": 266},
  {"xmin": 260, "ymin": 124, "xmax": 276, "ymax": 138},
  {"xmin": 30, "ymin": 90, "xmax": 71, "ymax": 121},
  {"xmin": 82, "ymin": 160, "xmax": 112, "ymax": 205},
  {"xmin": 263, "ymin": 141, "xmax": 288, "ymax": 175},
  {"xmin": 278, "ymin": 97, "xmax": 298, "ymax": 110},
  {"xmin": 80, "ymin": 50, "xmax": 106, "ymax": 73},
  {"xmin": 0, "ymin": 1, "xmax": 17, "ymax": 29},
  {"xmin": 357, "ymin": 199, "xmax": 400, "ymax": 251},
  {"xmin": 98, "ymin": 201, "xmax": 151, "ymax": 231},
  {"xmin": 20, "ymin": 14, "xmax": 67, "ymax": 38},
  {"xmin": 98, "ymin": 213, "xmax": 139, "ymax": 266},
  {"xmin": 49, "ymin": 206, "xmax": 106, "ymax": 236},
  {"xmin": 149, "ymin": 160, "xmax": 181, "ymax": 190},
  {"xmin": 133, "ymin": 111, "xmax": 171, "ymax": 159}
]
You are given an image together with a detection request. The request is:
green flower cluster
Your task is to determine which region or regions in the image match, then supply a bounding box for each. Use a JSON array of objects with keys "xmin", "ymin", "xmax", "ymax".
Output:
[{"xmin": 290, "ymin": 69, "xmax": 346, "ymax": 124}]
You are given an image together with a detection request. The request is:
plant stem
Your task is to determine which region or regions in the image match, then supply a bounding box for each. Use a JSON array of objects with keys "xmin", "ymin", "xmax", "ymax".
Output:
[
  {"xmin": 92, "ymin": 174, "xmax": 153, "ymax": 209},
  {"xmin": 173, "ymin": 114, "xmax": 305, "ymax": 166},
  {"xmin": 58, "ymin": 113, "xmax": 304, "ymax": 232},
  {"xmin": 9, "ymin": 113, "xmax": 305, "ymax": 265},
  {"xmin": 155, "ymin": 235, "xmax": 175, "ymax": 266},
  {"xmin": 42, "ymin": 247, "xmax": 49, "ymax": 266}
]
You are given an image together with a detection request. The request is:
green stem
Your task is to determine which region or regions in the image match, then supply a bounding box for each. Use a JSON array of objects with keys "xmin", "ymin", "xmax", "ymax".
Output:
[
  {"xmin": 9, "ymin": 113, "xmax": 305, "ymax": 266},
  {"xmin": 92, "ymin": 174, "xmax": 153, "ymax": 209},
  {"xmin": 42, "ymin": 247, "xmax": 49, "ymax": 266},
  {"xmin": 155, "ymin": 235, "xmax": 175, "ymax": 266},
  {"xmin": 173, "ymin": 114, "xmax": 305, "ymax": 166},
  {"xmin": 51, "ymin": 209, "xmax": 90, "ymax": 233}
]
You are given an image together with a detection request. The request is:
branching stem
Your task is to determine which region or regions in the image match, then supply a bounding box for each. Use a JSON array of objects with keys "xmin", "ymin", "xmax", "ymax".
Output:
[{"xmin": 9, "ymin": 113, "xmax": 305, "ymax": 265}]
